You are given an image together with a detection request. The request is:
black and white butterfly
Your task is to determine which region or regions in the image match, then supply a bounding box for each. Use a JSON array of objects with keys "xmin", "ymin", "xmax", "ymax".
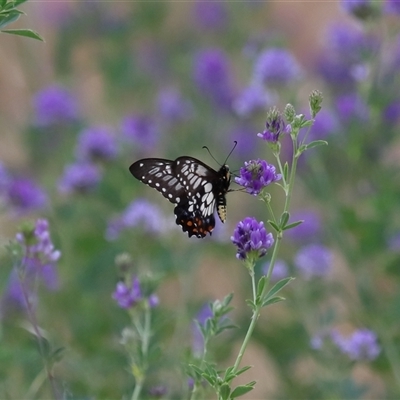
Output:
[{"xmin": 129, "ymin": 157, "xmax": 231, "ymax": 238}]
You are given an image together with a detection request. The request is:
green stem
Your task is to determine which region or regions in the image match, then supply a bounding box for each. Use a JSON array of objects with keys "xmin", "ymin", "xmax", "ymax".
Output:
[
  {"xmin": 131, "ymin": 306, "xmax": 152, "ymax": 400},
  {"xmin": 232, "ymin": 139, "xmax": 300, "ymax": 375}
]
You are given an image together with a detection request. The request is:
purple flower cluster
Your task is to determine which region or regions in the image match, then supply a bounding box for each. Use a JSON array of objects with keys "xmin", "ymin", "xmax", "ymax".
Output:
[
  {"xmin": 121, "ymin": 114, "xmax": 158, "ymax": 150},
  {"xmin": 1, "ymin": 219, "xmax": 61, "ymax": 317},
  {"xmin": 106, "ymin": 199, "xmax": 170, "ymax": 240},
  {"xmin": 329, "ymin": 329, "xmax": 381, "ymax": 361},
  {"xmin": 257, "ymin": 109, "xmax": 288, "ymax": 143},
  {"xmin": 385, "ymin": 0, "xmax": 400, "ymax": 14},
  {"xmin": 253, "ymin": 48, "xmax": 301, "ymax": 86},
  {"xmin": 112, "ymin": 276, "xmax": 158, "ymax": 309},
  {"xmin": 233, "ymin": 84, "xmax": 271, "ymax": 118},
  {"xmin": 193, "ymin": 48, "xmax": 234, "ymax": 108},
  {"xmin": 231, "ymin": 217, "xmax": 274, "ymax": 261},
  {"xmin": 58, "ymin": 162, "xmax": 101, "ymax": 195},
  {"xmin": 235, "ymin": 159, "xmax": 281, "ymax": 195},
  {"xmin": 294, "ymin": 244, "xmax": 333, "ymax": 279},
  {"xmin": 33, "ymin": 85, "xmax": 78, "ymax": 126},
  {"xmin": 75, "ymin": 126, "xmax": 118, "ymax": 162},
  {"xmin": 0, "ymin": 165, "xmax": 48, "ymax": 215},
  {"xmin": 156, "ymin": 87, "xmax": 193, "ymax": 123}
]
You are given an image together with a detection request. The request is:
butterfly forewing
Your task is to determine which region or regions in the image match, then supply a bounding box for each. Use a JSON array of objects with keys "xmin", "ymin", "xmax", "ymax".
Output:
[{"xmin": 129, "ymin": 156, "xmax": 231, "ymax": 238}]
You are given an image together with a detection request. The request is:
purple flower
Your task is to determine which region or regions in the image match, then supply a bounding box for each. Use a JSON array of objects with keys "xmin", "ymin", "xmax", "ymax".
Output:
[
  {"xmin": 231, "ymin": 217, "xmax": 274, "ymax": 261},
  {"xmin": 385, "ymin": 0, "xmax": 400, "ymax": 14},
  {"xmin": 112, "ymin": 276, "xmax": 142, "ymax": 309},
  {"xmin": 285, "ymin": 210, "xmax": 321, "ymax": 242},
  {"xmin": 332, "ymin": 329, "xmax": 380, "ymax": 361},
  {"xmin": 335, "ymin": 93, "xmax": 370, "ymax": 122},
  {"xmin": 0, "ymin": 162, "xmax": 10, "ymax": 194},
  {"xmin": 316, "ymin": 54, "xmax": 357, "ymax": 89},
  {"xmin": 33, "ymin": 85, "xmax": 78, "ymax": 126},
  {"xmin": 383, "ymin": 101, "xmax": 400, "ymax": 124},
  {"xmin": 193, "ymin": 48, "xmax": 234, "ymax": 108},
  {"xmin": 257, "ymin": 108, "xmax": 287, "ymax": 143},
  {"xmin": 75, "ymin": 126, "xmax": 118, "ymax": 162},
  {"xmin": 1, "ymin": 219, "xmax": 61, "ymax": 318},
  {"xmin": 235, "ymin": 159, "xmax": 281, "ymax": 195},
  {"xmin": 106, "ymin": 199, "xmax": 169, "ymax": 240},
  {"xmin": 7, "ymin": 178, "xmax": 47, "ymax": 214},
  {"xmin": 388, "ymin": 232, "xmax": 400, "ymax": 252},
  {"xmin": 262, "ymin": 259, "xmax": 289, "ymax": 281},
  {"xmin": 193, "ymin": 1, "xmax": 227, "ymax": 30},
  {"xmin": 253, "ymin": 48, "xmax": 301, "ymax": 86},
  {"xmin": 233, "ymin": 84, "xmax": 272, "ymax": 118},
  {"xmin": 294, "ymin": 244, "xmax": 333, "ymax": 279},
  {"xmin": 58, "ymin": 162, "xmax": 101, "ymax": 194},
  {"xmin": 156, "ymin": 87, "xmax": 194, "ymax": 123},
  {"xmin": 121, "ymin": 114, "xmax": 158, "ymax": 150},
  {"xmin": 192, "ymin": 303, "xmax": 213, "ymax": 356}
]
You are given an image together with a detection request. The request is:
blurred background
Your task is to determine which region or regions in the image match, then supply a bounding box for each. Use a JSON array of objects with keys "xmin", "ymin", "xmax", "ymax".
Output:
[{"xmin": 1, "ymin": 1, "xmax": 400, "ymax": 399}]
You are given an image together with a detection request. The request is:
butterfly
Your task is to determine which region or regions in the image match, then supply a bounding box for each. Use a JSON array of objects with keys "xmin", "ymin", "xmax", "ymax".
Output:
[{"xmin": 129, "ymin": 157, "xmax": 231, "ymax": 238}]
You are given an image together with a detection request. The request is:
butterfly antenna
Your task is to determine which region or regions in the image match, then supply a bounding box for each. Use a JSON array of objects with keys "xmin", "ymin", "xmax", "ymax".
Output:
[
  {"xmin": 202, "ymin": 145, "xmax": 221, "ymax": 166},
  {"xmin": 202, "ymin": 141, "xmax": 238, "ymax": 166},
  {"xmin": 223, "ymin": 141, "xmax": 237, "ymax": 165}
]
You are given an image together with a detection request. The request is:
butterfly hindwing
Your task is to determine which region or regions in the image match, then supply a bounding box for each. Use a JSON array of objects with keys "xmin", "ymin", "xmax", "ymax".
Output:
[{"xmin": 129, "ymin": 156, "xmax": 231, "ymax": 238}]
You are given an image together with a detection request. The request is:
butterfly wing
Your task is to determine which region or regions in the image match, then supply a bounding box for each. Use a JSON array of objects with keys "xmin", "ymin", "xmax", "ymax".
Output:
[{"xmin": 129, "ymin": 157, "xmax": 229, "ymax": 238}]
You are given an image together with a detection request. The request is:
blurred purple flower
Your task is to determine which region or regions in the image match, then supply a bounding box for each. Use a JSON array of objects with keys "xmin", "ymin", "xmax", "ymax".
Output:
[
  {"xmin": 193, "ymin": 48, "xmax": 235, "ymax": 108},
  {"xmin": 156, "ymin": 87, "xmax": 194, "ymax": 123},
  {"xmin": 193, "ymin": 1, "xmax": 227, "ymax": 30},
  {"xmin": 294, "ymin": 244, "xmax": 333, "ymax": 279},
  {"xmin": 262, "ymin": 259, "xmax": 289, "ymax": 281},
  {"xmin": 383, "ymin": 101, "xmax": 400, "ymax": 124},
  {"xmin": 227, "ymin": 125, "xmax": 257, "ymax": 158},
  {"xmin": 235, "ymin": 159, "xmax": 281, "ymax": 195},
  {"xmin": 231, "ymin": 217, "xmax": 274, "ymax": 261},
  {"xmin": 253, "ymin": 48, "xmax": 301, "ymax": 86},
  {"xmin": 75, "ymin": 126, "xmax": 118, "ymax": 162},
  {"xmin": 388, "ymin": 232, "xmax": 400, "ymax": 251},
  {"xmin": 113, "ymin": 276, "xmax": 142, "ymax": 309},
  {"xmin": 0, "ymin": 162, "xmax": 10, "ymax": 194},
  {"xmin": 33, "ymin": 85, "xmax": 78, "ymax": 126},
  {"xmin": 335, "ymin": 93, "xmax": 370, "ymax": 122},
  {"xmin": 7, "ymin": 178, "xmax": 47, "ymax": 214},
  {"xmin": 326, "ymin": 24, "xmax": 379, "ymax": 67},
  {"xmin": 332, "ymin": 329, "xmax": 380, "ymax": 361},
  {"xmin": 307, "ymin": 109, "xmax": 339, "ymax": 141},
  {"xmin": 384, "ymin": 0, "xmax": 400, "ymax": 14},
  {"xmin": 257, "ymin": 108, "xmax": 288, "ymax": 143},
  {"xmin": 148, "ymin": 385, "xmax": 168, "ymax": 398},
  {"xmin": 58, "ymin": 162, "xmax": 101, "ymax": 194},
  {"xmin": 233, "ymin": 84, "xmax": 271, "ymax": 117},
  {"xmin": 285, "ymin": 210, "xmax": 321, "ymax": 242},
  {"xmin": 106, "ymin": 199, "xmax": 169, "ymax": 240},
  {"xmin": 121, "ymin": 114, "xmax": 159, "ymax": 150},
  {"xmin": 1, "ymin": 219, "xmax": 61, "ymax": 318},
  {"xmin": 192, "ymin": 303, "xmax": 213, "ymax": 356}
]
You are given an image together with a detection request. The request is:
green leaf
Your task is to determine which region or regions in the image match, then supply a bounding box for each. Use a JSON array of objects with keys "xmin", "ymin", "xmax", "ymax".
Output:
[
  {"xmin": 300, "ymin": 119, "xmax": 314, "ymax": 128},
  {"xmin": 264, "ymin": 277, "xmax": 294, "ymax": 300},
  {"xmin": 0, "ymin": 9, "xmax": 22, "ymax": 29},
  {"xmin": 279, "ymin": 211, "xmax": 290, "ymax": 229},
  {"xmin": 201, "ymin": 373, "xmax": 215, "ymax": 387},
  {"xmin": 268, "ymin": 220, "xmax": 279, "ymax": 232},
  {"xmin": 234, "ymin": 365, "xmax": 252, "ymax": 377},
  {"xmin": 224, "ymin": 366, "xmax": 235, "ymax": 381},
  {"xmin": 188, "ymin": 364, "xmax": 203, "ymax": 380},
  {"xmin": 245, "ymin": 299, "xmax": 256, "ymax": 311},
  {"xmin": 1, "ymin": 28, "xmax": 44, "ymax": 41},
  {"xmin": 256, "ymin": 276, "xmax": 266, "ymax": 299},
  {"xmin": 222, "ymin": 292, "xmax": 233, "ymax": 308},
  {"xmin": 261, "ymin": 295, "xmax": 285, "ymax": 307},
  {"xmin": 283, "ymin": 220, "xmax": 303, "ymax": 231},
  {"xmin": 219, "ymin": 383, "xmax": 231, "ymax": 400},
  {"xmin": 0, "ymin": 0, "xmax": 7, "ymax": 9},
  {"xmin": 283, "ymin": 162, "xmax": 289, "ymax": 182},
  {"xmin": 231, "ymin": 382, "xmax": 256, "ymax": 398},
  {"xmin": 305, "ymin": 140, "xmax": 328, "ymax": 150}
]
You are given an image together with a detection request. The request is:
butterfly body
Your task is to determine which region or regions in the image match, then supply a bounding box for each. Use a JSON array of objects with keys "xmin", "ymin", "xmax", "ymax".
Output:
[{"xmin": 129, "ymin": 157, "xmax": 230, "ymax": 238}]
